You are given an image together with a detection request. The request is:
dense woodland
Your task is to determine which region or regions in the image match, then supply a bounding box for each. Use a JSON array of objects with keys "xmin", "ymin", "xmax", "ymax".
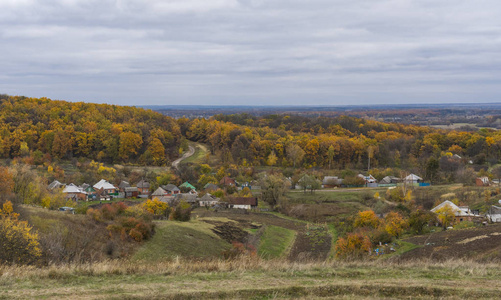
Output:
[
  {"xmin": 1, "ymin": 95, "xmax": 501, "ymax": 183},
  {"xmin": 0, "ymin": 94, "xmax": 181, "ymax": 166},
  {"xmin": 183, "ymin": 113, "xmax": 501, "ymax": 181}
]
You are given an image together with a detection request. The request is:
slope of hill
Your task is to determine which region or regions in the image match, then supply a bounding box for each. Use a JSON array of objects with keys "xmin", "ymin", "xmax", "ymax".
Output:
[{"xmin": 399, "ymin": 224, "xmax": 501, "ymax": 261}]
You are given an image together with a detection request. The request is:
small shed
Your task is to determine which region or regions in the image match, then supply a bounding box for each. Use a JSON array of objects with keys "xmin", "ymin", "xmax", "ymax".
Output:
[
  {"xmin": 125, "ymin": 187, "xmax": 139, "ymax": 198},
  {"xmin": 476, "ymin": 177, "xmax": 490, "ymax": 187}
]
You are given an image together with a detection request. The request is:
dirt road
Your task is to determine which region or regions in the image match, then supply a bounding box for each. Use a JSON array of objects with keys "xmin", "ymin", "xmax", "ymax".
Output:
[{"xmin": 171, "ymin": 145, "xmax": 195, "ymax": 170}]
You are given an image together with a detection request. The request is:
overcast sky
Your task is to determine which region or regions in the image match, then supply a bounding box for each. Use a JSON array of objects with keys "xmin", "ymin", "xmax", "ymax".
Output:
[{"xmin": 1, "ymin": 0, "xmax": 500, "ymax": 106}]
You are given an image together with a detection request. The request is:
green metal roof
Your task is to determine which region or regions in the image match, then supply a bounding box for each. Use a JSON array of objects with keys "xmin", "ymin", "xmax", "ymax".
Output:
[{"xmin": 180, "ymin": 181, "xmax": 196, "ymax": 190}]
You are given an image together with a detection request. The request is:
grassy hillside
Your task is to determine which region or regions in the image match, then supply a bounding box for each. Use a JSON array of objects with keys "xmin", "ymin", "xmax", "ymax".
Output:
[
  {"xmin": 3, "ymin": 259, "xmax": 501, "ymax": 299},
  {"xmin": 133, "ymin": 220, "xmax": 231, "ymax": 261},
  {"xmin": 257, "ymin": 225, "xmax": 296, "ymax": 259}
]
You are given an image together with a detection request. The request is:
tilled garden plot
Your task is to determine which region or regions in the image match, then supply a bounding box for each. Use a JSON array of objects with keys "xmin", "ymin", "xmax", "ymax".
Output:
[{"xmin": 399, "ymin": 224, "xmax": 501, "ymax": 261}]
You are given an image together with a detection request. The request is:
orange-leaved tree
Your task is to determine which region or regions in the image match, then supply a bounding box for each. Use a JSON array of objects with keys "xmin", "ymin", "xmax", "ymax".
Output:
[{"xmin": 335, "ymin": 232, "xmax": 372, "ymax": 259}]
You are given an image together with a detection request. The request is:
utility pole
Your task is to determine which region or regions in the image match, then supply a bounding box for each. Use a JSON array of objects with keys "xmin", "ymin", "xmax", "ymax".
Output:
[{"xmin": 367, "ymin": 146, "xmax": 373, "ymax": 172}]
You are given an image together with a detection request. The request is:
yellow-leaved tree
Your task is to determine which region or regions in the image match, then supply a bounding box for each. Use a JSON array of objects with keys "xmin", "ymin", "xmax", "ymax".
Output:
[
  {"xmin": 435, "ymin": 205, "xmax": 456, "ymax": 228},
  {"xmin": 142, "ymin": 198, "xmax": 171, "ymax": 219},
  {"xmin": 0, "ymin": 201, "xmax": 41, "ymax": 264},
  {"xmin": 384, "ymin": 212, "xmax": 408, "ymax": 238},
  {"xmin": 354, "ymin": 210, "xmax": 380, "ymax": 229}
]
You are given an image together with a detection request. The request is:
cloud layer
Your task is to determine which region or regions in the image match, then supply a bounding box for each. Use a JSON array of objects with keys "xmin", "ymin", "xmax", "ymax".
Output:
[{"xmin": 1, "ymin": 0, "xmax": 501, "ymax": 105}]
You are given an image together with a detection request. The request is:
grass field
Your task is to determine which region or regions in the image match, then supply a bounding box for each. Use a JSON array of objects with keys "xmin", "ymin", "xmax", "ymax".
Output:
[
  {"xmin": 133, "ymin": 220, "xmax": 230, "ymax": 261},
  {"xmin": 3, "ymin": 259, "xmax": 501, "ymax": 299},
  {"xmin": 257, "ymin": 225, "xmax": 296, "ymax": 259}
]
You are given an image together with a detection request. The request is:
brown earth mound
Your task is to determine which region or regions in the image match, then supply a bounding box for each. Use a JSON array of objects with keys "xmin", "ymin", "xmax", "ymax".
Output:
[{"xmin": 205, "ymin": 221, "xmax": 249, "ymax": 244}]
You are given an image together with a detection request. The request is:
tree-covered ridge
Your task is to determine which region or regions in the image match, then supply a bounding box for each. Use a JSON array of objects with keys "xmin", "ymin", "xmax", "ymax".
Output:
[
  {"xmin": 185, "ymin": 113, "xmax": 501, "ymax": 173},
  {"xmin": 0, "ymin": 95, "xmax": 181, "ymax": 164},
  {"xmin": 214, "ymin": 113, "xmax": 431, "ymax": 136}
]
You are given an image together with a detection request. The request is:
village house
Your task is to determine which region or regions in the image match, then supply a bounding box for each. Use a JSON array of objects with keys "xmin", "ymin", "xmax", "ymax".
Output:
[
  {"xmin": 379, "ymin": 176, "xmax": 400, "ymax": 185},
  {"xmin": 118, "ymin": 181, "xmax": 130, "ymax": 192},
  {"xmin": 93, "ymin": 179, "xmax": 118, "ymax": 196},
  {"xmin": 486, "ymin": 205, "xmax": 501, "ymax": 223},
  {"xmin": 198, "ymin": 193, "xmax": 220, "ymax": 207},
  {"xmin": 431, "ymin": 200, "xmax": 479, "ymax": 224},
  {"xmin": 220, "ymin": 176, "xmax": 237, "ymax": 187},
  {"xmin": 136, "ymin": 179, "xmax": 150, "ymax": 197},
  {"xmin": 404, "ymin": 174, "xmax": 423, "ymax": 184},
  {"xmin": 174, "ymin": 193, "xmax": 198, "ymax": 205},
  {"xmin": 162, "ymin": 184, "xmax": 181, "ymax": 196},
  {"xmin": 82, "ymin": 184, "xmax": 97, "ymax": 200},
  {"xmin": 358, "ymin": 174, "xmax": 378, "ymax": 187},
  {"xmin": 204, "ymin": 183, "xmax": 219, "ymax": 192},
  {"xmin": 322, "ymin": 176, "xmax": 343, "ymax": 188},
  {"xmin": 151, "ymin": 187, "xmax": 169, "ymax": 197},
  {"xmin": 48, "ymin": 180, "xmax": 64, "ymax": 190},
  {"xmin": 180, "ymin": 181, "xmax": 197, "ymax": 195},
  {"xmin": 62, "ymin": 183, "xmax": 87, "ymax": 201},
  {"xmin": 226, "ymin": 197, "xmax": 258, "ymax": 210}
]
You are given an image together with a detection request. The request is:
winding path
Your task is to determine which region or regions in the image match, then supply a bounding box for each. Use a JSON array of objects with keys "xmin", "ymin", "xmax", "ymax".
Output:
[{"xmin": 171, "ymin": 145, "xmax": 195, "ymax": 170}]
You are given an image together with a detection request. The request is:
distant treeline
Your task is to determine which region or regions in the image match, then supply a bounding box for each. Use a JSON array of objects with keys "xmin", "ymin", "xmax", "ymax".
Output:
[{"xmin": 182, "ymin": 113, "xmax": 501, "ymax": 176}]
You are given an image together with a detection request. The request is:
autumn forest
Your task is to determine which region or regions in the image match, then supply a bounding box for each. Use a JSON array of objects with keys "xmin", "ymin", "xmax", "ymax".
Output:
[{"xmin": 1, "ymin": 94, "xmax": 500, "ymax": 183}]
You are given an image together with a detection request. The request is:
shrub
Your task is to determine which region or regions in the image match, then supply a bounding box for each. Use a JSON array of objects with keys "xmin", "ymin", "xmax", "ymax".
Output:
[
  {"xmin": 107, "ymin": 217, "xmax": 154, "ymax": 242},
  {"xmin": 0, "ymin": 201, "xmax": 41, "ymax": 265},
  {"xmin": 369, "ymin": 229, "xmax": 393, "ymax": 245},
  {"xmin": 354, "ymin": 210, "xmax": 380, "ymax": 229},
  {"xmin": 409, "ymin": 210, "xmax": 436, "ymax": 234},
  {"xmin": 335, "ymin": 232, "xmax": 371, "ymax": 259},
  {"xmin": 142, "ymin": 198, "xmax": 171, "ymax": 219},
  {"xmin": 222, "ymin": 241, "xmax": 257, "ymax": 259},
  {"xmin": 453, "ymin": 221, "xmax": 476, "ymax": 229},
  {"xmin": 172, "ymin": 201, "xmax": 192, "ymax": 222}
]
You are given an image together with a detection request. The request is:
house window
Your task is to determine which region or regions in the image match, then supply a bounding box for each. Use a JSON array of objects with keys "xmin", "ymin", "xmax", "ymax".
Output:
[{"xmin": 460, "ymin": 218, "xmax": 463, "ymax": 222}]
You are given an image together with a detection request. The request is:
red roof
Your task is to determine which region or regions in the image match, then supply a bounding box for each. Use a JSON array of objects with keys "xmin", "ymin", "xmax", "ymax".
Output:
[{"xmin": 220, "ymin": 177, "xmax": 236, "ymax": 185}]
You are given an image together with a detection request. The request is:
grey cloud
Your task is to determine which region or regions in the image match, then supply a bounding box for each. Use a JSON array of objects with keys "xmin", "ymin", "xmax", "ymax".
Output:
[{"xmin": 1, "ymin": 0, "xmax": 501, "ymax": 105}]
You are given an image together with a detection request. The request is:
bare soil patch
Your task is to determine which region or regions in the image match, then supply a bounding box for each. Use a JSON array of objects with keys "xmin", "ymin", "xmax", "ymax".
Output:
[
  {"xmin": 400, "ymin": 224, "xmax": 501, "ymax": 261},
  {"xmin": 196, "ymin": 210, "xmax": 332, "ymax": 261}
]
